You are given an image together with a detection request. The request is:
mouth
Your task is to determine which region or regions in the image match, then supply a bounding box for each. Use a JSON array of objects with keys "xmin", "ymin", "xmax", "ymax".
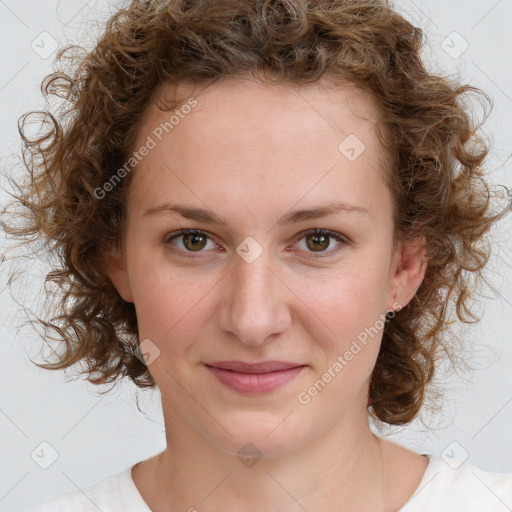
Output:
[{"xmin": 204, "ymin": 361, "xmax": 307, "ymax": 394}]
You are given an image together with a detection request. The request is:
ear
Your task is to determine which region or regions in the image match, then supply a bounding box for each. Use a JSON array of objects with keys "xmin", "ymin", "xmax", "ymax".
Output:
[
  {"xmin": 387, "ymin": 235, "xmax": 427, "ymax": 312},
  {"xmin": 104, "ymin": 247, "xmax": 134, "ymax": 303}
]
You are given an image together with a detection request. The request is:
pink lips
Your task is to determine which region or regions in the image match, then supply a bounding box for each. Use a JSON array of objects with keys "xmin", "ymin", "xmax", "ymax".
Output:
[{"xmin": 204, "ymin": 360, "xmax": 306, "ymax": 394}]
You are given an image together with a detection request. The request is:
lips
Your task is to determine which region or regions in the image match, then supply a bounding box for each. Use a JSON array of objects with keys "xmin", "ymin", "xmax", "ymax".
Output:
[
  {"xmin": 205, "ymin": 361, "xmax": 304, "ymax": 373},
  {"xmin": 204, "ymin": 360, "xmax": 306, "ymax": 394}
]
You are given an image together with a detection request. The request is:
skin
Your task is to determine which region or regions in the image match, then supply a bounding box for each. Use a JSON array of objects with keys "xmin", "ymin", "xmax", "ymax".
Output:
[{"xmin": 107, "ymin": 77, "xmax": 428, "ymax": 512}]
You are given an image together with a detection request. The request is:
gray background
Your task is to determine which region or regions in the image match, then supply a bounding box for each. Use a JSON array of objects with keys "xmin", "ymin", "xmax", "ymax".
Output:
[{"xmin": 0, "ymin": 0, "xmax": 511, "ymax": 510}]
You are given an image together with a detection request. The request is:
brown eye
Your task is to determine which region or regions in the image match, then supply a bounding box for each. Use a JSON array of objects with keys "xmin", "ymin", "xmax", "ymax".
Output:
[
  {"xmin": 304, "ymin": 233, "xmax": 330, "ymax": 252},
  {"xmin": 165, "ymin": 229, "xmax": 216, "ymax": 253},
  {"xmin": 182, "ymin": 232, "xmax": 208, "ymax": 251},
  {"xmin": 294, "ymin": 229, "xmax": 348, "ymax": 257}
]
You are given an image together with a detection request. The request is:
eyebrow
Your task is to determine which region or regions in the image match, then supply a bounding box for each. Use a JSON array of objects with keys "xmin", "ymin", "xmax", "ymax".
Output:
[{"xmin": 142, "ymin": 201, "xmax": 369, "ymax": 226}]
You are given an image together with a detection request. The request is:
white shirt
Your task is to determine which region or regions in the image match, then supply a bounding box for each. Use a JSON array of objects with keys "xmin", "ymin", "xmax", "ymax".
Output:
[{"xmin": 30, "ymin": 454, "xmax": 512, "ymax": 511}]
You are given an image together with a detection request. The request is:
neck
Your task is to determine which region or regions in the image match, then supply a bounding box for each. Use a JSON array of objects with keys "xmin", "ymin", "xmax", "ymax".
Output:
[{"xmin": 145, "ymin": 404, "xmax": 391, "ymax": 512}]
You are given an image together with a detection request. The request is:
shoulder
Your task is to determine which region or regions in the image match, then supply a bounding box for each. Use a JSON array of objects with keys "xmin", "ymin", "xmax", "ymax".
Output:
[
  {"xmin": 30, "ymin": 465, "xmax": 151, "ymax": 512},
  {"xmin": 401, "ymin": 454, "xmax": 512, "ymax": 512}
]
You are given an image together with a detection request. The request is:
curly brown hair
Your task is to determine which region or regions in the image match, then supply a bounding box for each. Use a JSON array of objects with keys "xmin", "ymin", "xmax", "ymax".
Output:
[{"xmin": 3, "ymin": 0, "xmax": 509, "ymax": 426}]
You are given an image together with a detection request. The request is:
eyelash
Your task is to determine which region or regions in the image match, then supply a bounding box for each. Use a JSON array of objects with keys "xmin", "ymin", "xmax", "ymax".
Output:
[{"xmin": 163, "ymin": 228, "xmax": 349, "ymax": 259}]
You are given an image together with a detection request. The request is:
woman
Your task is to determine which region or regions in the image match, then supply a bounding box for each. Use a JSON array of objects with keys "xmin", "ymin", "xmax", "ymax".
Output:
[{"xmin": 5, "ymin": 0, "xmax": 511, "ymax": 510}]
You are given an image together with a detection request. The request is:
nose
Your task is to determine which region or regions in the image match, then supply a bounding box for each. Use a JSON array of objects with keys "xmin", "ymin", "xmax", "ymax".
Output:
[{"xmin": 217, "ymin": 247, "xmax": 292, "ymax": 348}]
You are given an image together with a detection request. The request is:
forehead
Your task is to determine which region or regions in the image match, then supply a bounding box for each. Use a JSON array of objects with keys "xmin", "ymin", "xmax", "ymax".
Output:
[
  {"xmin": 128, "ymin": 77, "xmax": 392, "ymax": 224},
  {"xmin": 140, "ymin": 76, "xmax": 381, "ymax": 145}
]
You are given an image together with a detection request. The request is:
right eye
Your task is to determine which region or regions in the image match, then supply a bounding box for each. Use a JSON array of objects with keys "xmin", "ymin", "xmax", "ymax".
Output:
[{"xmin": 163, "ymin": 229, "xmax": 221, "ymax": 256}]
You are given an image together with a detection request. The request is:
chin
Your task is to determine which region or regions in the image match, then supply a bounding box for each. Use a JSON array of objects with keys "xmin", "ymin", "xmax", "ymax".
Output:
[{"xmin": 204, "ymin": 411, "xmax": 311, "ymax": 460}]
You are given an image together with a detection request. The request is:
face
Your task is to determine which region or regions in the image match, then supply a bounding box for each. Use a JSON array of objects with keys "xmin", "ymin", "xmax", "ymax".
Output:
[{"xmin": 107, "ymin": 77, "xmax": 426, "ymax": 458}]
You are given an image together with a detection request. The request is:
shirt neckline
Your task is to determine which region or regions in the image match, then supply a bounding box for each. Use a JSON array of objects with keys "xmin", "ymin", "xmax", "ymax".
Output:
[
  {"xmin": 398, "ymin": 453, "xmax": 445, "ymax": 511},
  {"xmin": 123, "ymin": 453, "xmax": 440, "ymax": 511},
  {"xmin": 120, "ymin": 465, "xmax": 154, "ymax": 511}
]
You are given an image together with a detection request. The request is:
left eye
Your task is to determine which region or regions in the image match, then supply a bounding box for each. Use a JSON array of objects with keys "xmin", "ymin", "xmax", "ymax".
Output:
[
  {"xmin": 164, "ymin": 228, "xmax": 348, "ymax": 257},
  {"xmin": 293, "ymin": 229, "xmax": 347, "ymax": 256}
]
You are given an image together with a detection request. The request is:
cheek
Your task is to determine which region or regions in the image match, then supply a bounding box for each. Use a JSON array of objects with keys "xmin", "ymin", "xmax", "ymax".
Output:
[
  {"xmin": 297, "ymin": 265, "xmax": 389, "ymax": 347},
  {"xmin": 127, "ymin": 253, "xmax": 216, "ymax": 346},
  {"xmin": 291, "ymin": 269, "xmax": 389, "ymax": 406}
]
